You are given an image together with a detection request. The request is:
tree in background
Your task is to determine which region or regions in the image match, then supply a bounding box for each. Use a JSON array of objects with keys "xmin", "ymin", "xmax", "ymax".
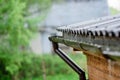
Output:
[{"xmin": 0, "ymin": 0, "xmax": 51, "ymax": 79}]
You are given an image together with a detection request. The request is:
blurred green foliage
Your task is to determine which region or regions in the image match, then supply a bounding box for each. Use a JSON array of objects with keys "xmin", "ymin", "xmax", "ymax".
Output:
[
  {"xmin": 110, "ymin": 7, "xmax": 120, "ymax": 15},
  {"xmin": 21, "ymin": 54, "xmax": 87, "ymax": 80},
  {"xmin": 0, "ymin": 52, "xmax": 87, "ymax": 80},
  {"xmin": 0, "ymin": 0, "xmax": 52, "ymax": 79},
  {"xmin": 0, "ymin": 0, "xmax": 29, "ymax": 79}
]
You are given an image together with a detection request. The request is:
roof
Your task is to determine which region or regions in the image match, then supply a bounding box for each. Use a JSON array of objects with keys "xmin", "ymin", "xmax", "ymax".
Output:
[
  {"xmin": 56, "ymin": 14, "xmax": 120, "ymax": 55},
  {"xmin": 44, "ymin": 0, "xmax": 109, "ymax": 27},
  {"xmin": 58, "ymin": 14, "xmax": 120, "ymax": 37}
]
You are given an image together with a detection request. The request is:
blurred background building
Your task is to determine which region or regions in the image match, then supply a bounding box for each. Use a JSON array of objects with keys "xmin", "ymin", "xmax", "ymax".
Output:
[{"xmin": 30, "ymin": 0, "xmax": 110, "ymax": 54}]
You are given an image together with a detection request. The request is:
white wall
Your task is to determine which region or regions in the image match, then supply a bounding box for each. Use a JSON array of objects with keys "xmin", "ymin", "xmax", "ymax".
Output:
[{"xmin": 30, "ymin": 33, "xmax": 42, "ymax": 54}]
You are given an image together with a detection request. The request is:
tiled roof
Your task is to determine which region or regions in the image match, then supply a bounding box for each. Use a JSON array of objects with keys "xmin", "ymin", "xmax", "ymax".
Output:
[{"xmin": 57, "ymin": 14, "xmax": 120, "ymax": 37}]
